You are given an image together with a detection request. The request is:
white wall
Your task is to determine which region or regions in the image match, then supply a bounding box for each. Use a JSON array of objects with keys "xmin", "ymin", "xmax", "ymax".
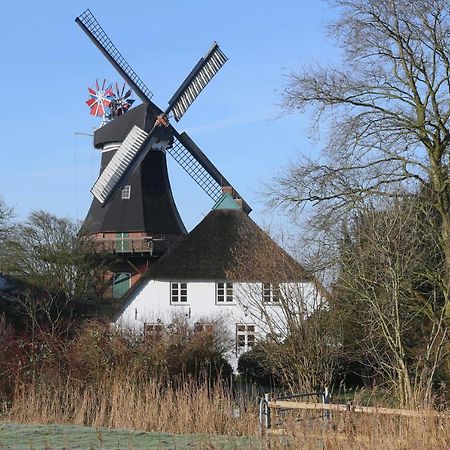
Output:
[{"xmin": 115, "ymin": 279, "xmax": 322, "ymax": 370}]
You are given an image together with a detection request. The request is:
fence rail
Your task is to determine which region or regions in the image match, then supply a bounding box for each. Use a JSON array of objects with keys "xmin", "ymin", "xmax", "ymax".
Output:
[
  {"xmin": 259, "ymin": 389, "xmax": 330, "ymax": 431},
  {"xmin": 268, "ymin": 400, "xmax": 446, "ymax": 417},
  {"xmin": 259, "ymin": 389, "xmax": 449, "ymax": 433}
]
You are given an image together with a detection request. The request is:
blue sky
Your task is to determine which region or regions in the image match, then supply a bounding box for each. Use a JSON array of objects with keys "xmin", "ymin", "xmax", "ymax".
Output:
[{"xmin": 0, "ymin": 1, "xmax": 339, "ymax": 231}]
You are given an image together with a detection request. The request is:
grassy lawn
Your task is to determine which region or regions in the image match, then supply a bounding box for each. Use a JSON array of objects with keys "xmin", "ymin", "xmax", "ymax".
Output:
[{"xmin": 0, "ymin": 422, "xmax": 256, "ymax": 449}]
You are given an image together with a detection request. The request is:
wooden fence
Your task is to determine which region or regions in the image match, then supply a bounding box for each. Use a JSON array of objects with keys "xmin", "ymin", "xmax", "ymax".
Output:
[
  {"xmin": 259, "ymin": 389, "xmax": 330, "ymax": 431},
  {"xmin": 259, "ymin": 390, "xmax": 448, "ymax": 432}
]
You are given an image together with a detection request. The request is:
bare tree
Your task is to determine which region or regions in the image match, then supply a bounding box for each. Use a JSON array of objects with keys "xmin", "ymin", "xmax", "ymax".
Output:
[
  {"xmin": 227, "ymin": 239, "xmax": 338, "ymax": 392},
  {"xmin": 337, "ymin": 197, "xmax": 448, "ymax": 407},
  {"xmin": 0, "ymin": 197, "xmax": 13, "ymax": 249},
  {"xmin": 0, "ymin": 211, "xmax": 112, "ymax": 332},
  {"xmin": 271, "ymin": 0, "xmax": 450, "ymax": 311}
]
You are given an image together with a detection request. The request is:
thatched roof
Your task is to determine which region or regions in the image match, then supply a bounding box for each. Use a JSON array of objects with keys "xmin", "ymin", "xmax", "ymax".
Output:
[{"xmin": 147, "ymin": 208, "xmax": 309, "ymax": 282}]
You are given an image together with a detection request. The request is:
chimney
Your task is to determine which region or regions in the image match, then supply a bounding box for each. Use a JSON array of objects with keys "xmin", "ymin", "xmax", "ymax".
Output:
[
  {"xmin": 222, "ymin": 185, "xmax": 243, "ymax": 209},
  {"xmin": 222, "ymin": 185, "xmax": 234, "ymax": 195}
]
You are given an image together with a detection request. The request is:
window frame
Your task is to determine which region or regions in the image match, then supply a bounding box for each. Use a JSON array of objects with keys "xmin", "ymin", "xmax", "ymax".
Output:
[
  {"xmin": 170, "ymin": 282, "xmax": 188, "ymax": 304},
  {"xmin": 262, "ymin": 283, "xmax": 282, "ymax": 304},
  {"xmin": 143, "ymin": 322, "xmax": 164, "ymax": 341},
  {"xmin": 216, "ymin": 282, "xmax": 235, "ymax": 304},
  {"xmin": 194, "ymin": 322, "xmax": 214, "ymax": 333},
  {"xmin": 236, "ymin": 323, "xmax": 256, "ymax": 354},
  {"xmin": 121, "ymin": 185, "xmax": 131, "ymax": 200}
]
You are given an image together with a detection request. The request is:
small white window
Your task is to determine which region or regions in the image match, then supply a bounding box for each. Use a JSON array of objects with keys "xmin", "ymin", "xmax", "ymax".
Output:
[
  {"xmin": 171, "ymin": 282, "xmax": 188, "ymax": 303},
  {"xmin": 121, "ymin": 185, "xmax": 131, "ymax": 200},
  {"xmin": 216, "ymin": 282, "xmax": 234, "ymax": 303},
  {"xmin": 262, "ymin": 283, "xmax": 281, "ymax": 303},
  {"xmin": 236, "ymin": 324, "xmax": 256, "ymax": 354}
]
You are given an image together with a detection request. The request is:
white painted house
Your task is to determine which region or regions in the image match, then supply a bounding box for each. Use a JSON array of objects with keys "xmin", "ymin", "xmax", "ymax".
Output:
[{"xmin": 114, "ymin": 193, "xmax": 324, "ymax": 369}]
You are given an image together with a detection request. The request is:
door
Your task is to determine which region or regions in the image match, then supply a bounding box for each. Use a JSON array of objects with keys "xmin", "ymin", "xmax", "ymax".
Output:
[
  {"xmin": 112, "ymin": 272, "xmax": 131, "ymax": 298},
  {"xmin": 115, "ymin": 232, "xmax": 130, "ymax": 252}
]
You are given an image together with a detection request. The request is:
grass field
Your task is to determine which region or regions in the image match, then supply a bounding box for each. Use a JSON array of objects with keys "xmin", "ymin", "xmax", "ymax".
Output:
[
  {"xmin": 3, "ymin": 415, "xmax": 450, "ymax": 449},
  {"xmin": 0, "ymin": 422, "xmax": 257, "ymax": 450}
]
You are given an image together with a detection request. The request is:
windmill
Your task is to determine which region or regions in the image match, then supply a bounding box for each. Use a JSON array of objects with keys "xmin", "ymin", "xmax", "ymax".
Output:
[{"xmin": 76, "ymin": 9, "xmax": 251, "ymax": 296}]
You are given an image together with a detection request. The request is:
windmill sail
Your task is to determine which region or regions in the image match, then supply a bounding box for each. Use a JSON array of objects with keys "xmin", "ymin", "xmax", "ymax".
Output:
[
  {"xmin": 76, "ymin": 9, "xmax": 155, "ymax": 106},
  {"xmin": 91, "ymin": 125, "xmax": 149, "ymax": 204},
  {"xmin": 169, "ymin": 129, "xmax": 252, "ymax": 214},
  {"xmin": 77, "ymin": 9, "xmax": 251, "ymax": 213},
  {"xmin": 168, "ymin": 43, "xmax": 228, "ymax": 122}
]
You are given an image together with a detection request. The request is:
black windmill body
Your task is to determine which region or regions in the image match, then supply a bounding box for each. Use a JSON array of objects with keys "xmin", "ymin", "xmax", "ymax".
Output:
[
  {"xmin": 76, "ymin": 10, "xmax": 251, "ymax": 294},
  {"xmin": 82, "ymin": 103, "xmax": 186, "ymax": 249}
]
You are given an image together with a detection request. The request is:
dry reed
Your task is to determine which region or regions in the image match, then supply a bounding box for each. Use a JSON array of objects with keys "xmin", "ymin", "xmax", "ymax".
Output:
[
  {"xmin": 5, "ymin": 376, "xmax": 450, "ymax": 449},
  {"xmin": 6, "ymin": 376, "xmax": 257, "ymax": 436},
  {"xmin": 266, "ymin": 411, "xmax": 450, "ymax": 449}
]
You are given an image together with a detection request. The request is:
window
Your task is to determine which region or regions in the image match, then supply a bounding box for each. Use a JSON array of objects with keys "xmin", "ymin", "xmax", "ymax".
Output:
[
  {"xmin": 236, "ymin": 324, "xmax": 256, "ymax": 353},
  {"xmin": 171, "ymin": 282, "xmax": 188, "ymax": 303},
  {"xmin": 112, "ymin": 272, "xmax": 131, "ymax": 298},
  {"xmin": 194, "ymin": 322, "xmax": 213, "ymax": 333},
  {"xmin": 262, "ymin": 283, "xmax": 281, "ymax": 303},
  {"xmin": 216, "ymin": 282, "xmax": 234, "ymax": 303},
  {"xmin": 121, "ymin": 185, "xmax": 131, "ymax": 200},
  {"xmin": 144, "ymin": 322, "xmax": 164, "ymax": 341}
]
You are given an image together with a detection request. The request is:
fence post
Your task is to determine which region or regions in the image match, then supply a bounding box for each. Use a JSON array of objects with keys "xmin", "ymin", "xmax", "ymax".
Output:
[
  {"xmin": 265, "ymin": 393, "xmax": 271, "ymax": 429},
  {"xmin": 259, "ymin": 397, "xmax": 266, "ymax": 434},
  {"xmin": 259, "ymin": 394, "xmax": 271, "ymax": 434},
  {"xmin": 322, "ymin": 386, "xmax": 331, "ymax": 421}
]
